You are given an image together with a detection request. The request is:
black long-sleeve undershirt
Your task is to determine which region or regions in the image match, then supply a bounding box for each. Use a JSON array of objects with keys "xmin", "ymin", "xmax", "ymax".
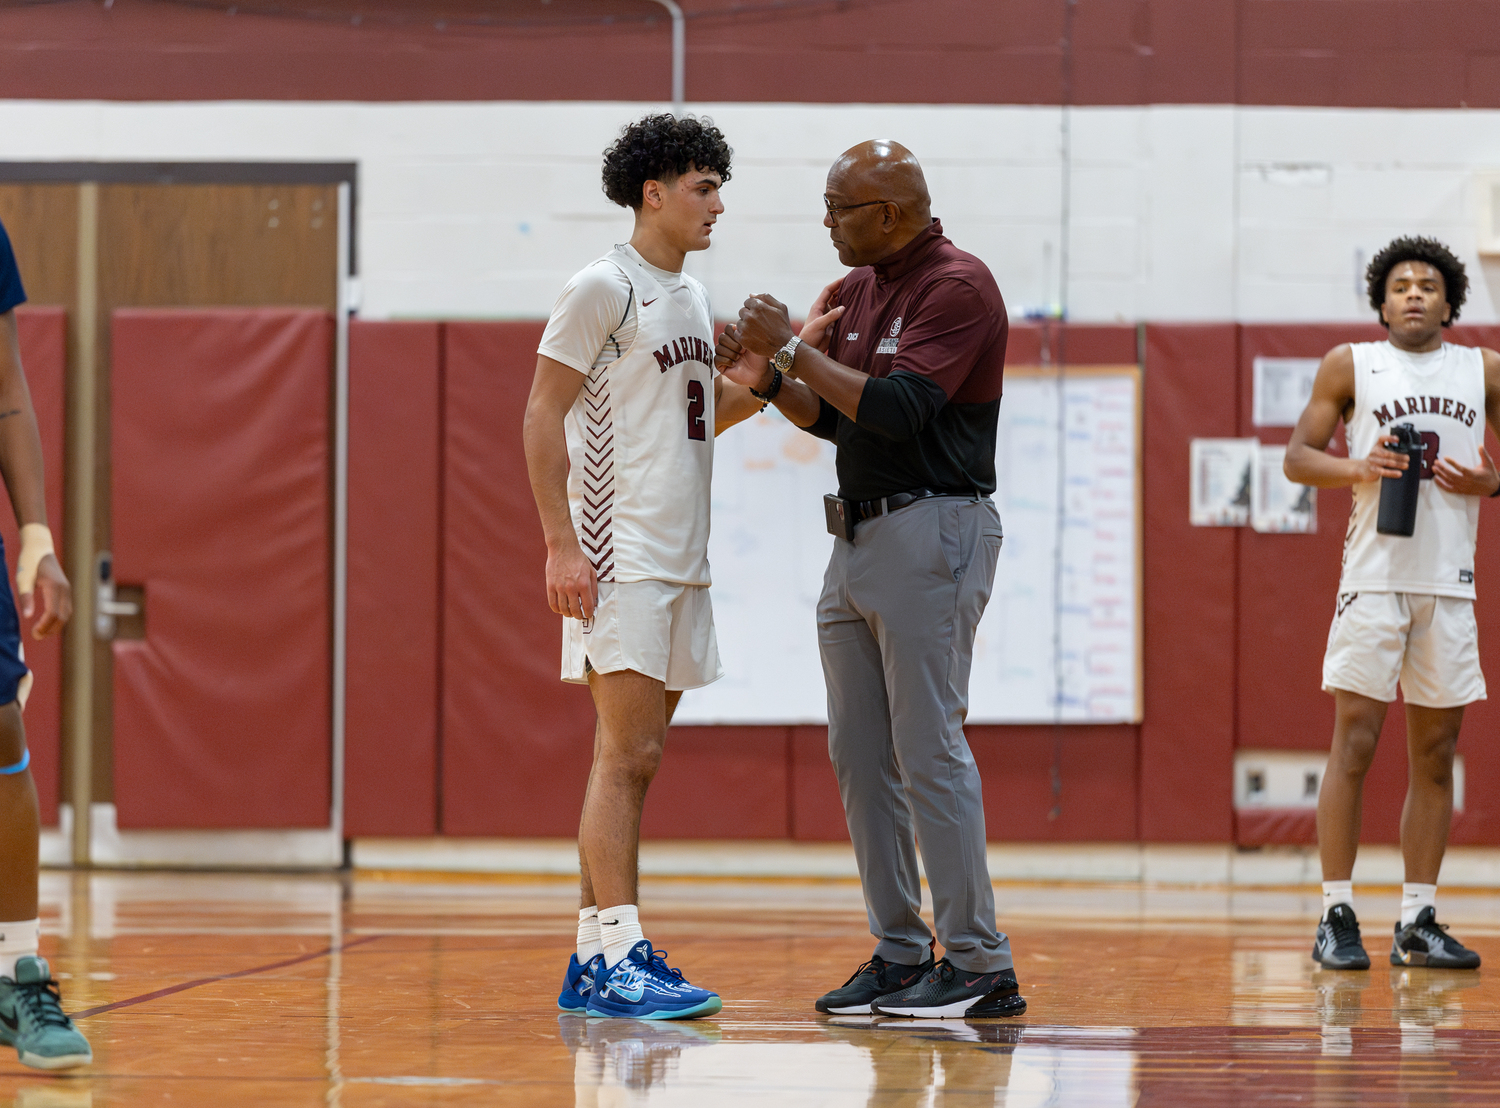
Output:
[{"xmin": 803, "ymin": 370, "xmax": 948, "ymax": 443}]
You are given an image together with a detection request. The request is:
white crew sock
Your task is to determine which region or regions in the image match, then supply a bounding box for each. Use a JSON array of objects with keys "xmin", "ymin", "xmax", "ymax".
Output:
[
  {"xmin": 1400, "ymin": 883, "xmax": 1437, "ymax": 928},
  {"xmin": 1322, "ymin": 881, "xmax": 1354, "ymax": 919},
  {"xmin": 0, "ymin": 919, "xmax": 39, "ymax": 981},
  {"xmin": 598, "ymin": 904, "xmax": 646, "ymax": 969},
  {"xmin": 577, "ymin": 906, "xmax": 603, "ymax": 963}
]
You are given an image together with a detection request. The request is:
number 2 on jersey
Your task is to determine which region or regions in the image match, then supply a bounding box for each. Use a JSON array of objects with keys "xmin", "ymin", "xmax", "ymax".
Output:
[
  {"xmin": 687, "ymin": 379, "xmax": 707, "ymax": 441},
  {"xmin": 1418, "ymin": 431, "xmax": 1439, "ymax": 479}
]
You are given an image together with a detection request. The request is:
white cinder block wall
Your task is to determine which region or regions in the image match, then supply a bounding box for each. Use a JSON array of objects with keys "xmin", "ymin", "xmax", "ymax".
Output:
[{"xmin": 4, "ymin": 100, "xmax": 1499, "ymax": 324}]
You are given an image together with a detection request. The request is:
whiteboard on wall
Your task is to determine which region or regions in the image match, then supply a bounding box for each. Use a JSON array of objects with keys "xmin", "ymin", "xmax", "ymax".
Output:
[{"xmin": 673, "ymin": 366, "xmax": 1142, "ymax": 725}]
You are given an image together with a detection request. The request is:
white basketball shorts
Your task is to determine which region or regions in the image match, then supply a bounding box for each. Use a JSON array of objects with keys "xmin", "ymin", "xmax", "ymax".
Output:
[
  {"xmin": 561, "ymin": 579, "xmax": 723, "ymax": 691},
  {"xmin": 1322, "ymin": 592, "xmax": 1486, "ymax": 708}
]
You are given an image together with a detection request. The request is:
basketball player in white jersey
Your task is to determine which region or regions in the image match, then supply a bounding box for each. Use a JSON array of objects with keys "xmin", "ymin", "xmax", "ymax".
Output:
[
  {"xmin": 1286, "ymin": 237, "xmax": 1500, "ymax": 970},
  {"xmin": 523, "ymin": 115, "xmax": 766, "ymax": 1019}
]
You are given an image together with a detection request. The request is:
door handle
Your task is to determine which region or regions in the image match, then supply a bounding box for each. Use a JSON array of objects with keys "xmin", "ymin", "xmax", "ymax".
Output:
[{"xmin": 94, "ymin": 551, "xmax": 141, "ymax": 640}]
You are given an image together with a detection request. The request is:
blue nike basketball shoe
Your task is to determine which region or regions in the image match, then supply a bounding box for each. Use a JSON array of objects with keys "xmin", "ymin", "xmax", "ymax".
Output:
[
  {"xmin": 586, "ymin": 941, "xmax": 722, "ymax": 1020},
  {"xmin": 558, "ymin": 953, "xmax": 606, "ymax": 1012}
]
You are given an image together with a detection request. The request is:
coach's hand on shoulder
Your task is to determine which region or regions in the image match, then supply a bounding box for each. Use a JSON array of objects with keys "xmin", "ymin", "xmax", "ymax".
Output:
[
  {"xmin": 1434, "ymin": 447, "xmax": 1500, "ymax": 497},
  {"xmin": 546, "ymin": 542, "xmax": 598, "ymax": 622},
  {"xmin": 737, "ymin": 294, "xmax": 795, "ymax": 358},
  {"xmin": 801, "ymin": 279, "xmax": 845, "ymax": 353},
  {"xmin": 800, "ymin": 303, "xmax": 846, "ymax": 354}
]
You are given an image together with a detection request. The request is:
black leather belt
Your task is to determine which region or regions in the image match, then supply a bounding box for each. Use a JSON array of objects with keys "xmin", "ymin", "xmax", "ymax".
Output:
[{"xmin": 850, "ymin": 488, "xmax": 971, "ymax": 524}]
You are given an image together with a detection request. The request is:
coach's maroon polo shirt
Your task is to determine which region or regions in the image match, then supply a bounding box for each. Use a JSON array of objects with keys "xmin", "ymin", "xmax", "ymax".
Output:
[{"xmin": 807, "ymin": 219, "xmax": 1008, "ymax": 502}]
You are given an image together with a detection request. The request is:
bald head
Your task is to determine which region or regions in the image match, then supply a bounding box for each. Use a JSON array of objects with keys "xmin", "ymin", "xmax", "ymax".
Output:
[
  {"xmin": 837, "ymin": 141, "xmax": 929, "ymax": 212},
  {"xmin": 823, "ymin": 140, "xmax": 933, "ymax": 266}
]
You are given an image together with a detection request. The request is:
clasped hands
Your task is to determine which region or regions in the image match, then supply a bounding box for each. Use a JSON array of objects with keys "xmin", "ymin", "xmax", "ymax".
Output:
[{"xmin": 715, "ymin": 279, "xmax": 847, "ymax": 390}]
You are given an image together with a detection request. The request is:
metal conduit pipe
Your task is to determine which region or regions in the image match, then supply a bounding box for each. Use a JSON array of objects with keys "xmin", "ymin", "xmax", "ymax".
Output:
[{"xmin": 647, "ymin": 0, "xmax": 685, "ymax": 116}]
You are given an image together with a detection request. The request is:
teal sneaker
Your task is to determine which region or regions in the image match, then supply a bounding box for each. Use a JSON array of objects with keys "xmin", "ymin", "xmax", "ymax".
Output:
[{"xmin": 0, "ymin": 956, "xmax": 92, "ymax": 1070}]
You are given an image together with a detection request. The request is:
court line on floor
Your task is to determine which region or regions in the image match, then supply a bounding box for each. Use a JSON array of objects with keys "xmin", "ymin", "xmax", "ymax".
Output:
[{"xmin": 71, "ymin": 934, "xmax": 386, "ymax": 1020}]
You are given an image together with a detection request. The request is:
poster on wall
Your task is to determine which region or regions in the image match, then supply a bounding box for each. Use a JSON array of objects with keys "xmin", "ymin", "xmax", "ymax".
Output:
[
  {"xmin": 1189, "ymin": 438, "xmax": 1256, "ymax": 526},
  {"xmin": 1251, "ymin": 443, "xmax": 1317, "ymax": 533},
  {"xmin": 1253, "ymin": 357, "xmax": 1321, "ymax": 427}
]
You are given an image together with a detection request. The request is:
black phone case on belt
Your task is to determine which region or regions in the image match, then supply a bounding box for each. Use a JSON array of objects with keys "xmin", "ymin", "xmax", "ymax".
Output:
[{"xmin": 824, "ymin": 493, "xmax": 856, "ymax": 541}]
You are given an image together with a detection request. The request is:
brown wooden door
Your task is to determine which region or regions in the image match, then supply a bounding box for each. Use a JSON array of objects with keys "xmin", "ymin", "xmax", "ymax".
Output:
[{"xmin": 0, "ymin": 179, "xmax": 340, "ymax": 831}]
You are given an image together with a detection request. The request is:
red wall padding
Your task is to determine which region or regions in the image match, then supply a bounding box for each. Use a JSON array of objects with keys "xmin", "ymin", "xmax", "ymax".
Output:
[
  {"xmin": 10, "ymin": 308, "xmax": 64, "ymax": 826},
  {"xmin": 110, "ymin": 309, "xmax": 332, "ymax": 829},
  {"xmin": 641, "ymin": 727, "xmax": 791, "ymax": 840},
  {"xmin": 1008, "ymin": 322, "xmax": 1139, "ymax": 366},
  {"xmin": 192, "ymin": 315, "xmax": 1500, "ymax": 846},
  {"xmin": 1139, "ymin": 325, "xmax": 1240, "ymax": 841},
  {"xmin": 344, "ymin": 321, "xmax": 441, "ymax": 837},
  {"xmin": 789, "ymin": 724, "xmax": 1141, "ymax": 842},
  {"xmin": 440, "ymin": 322, "xmax": 595, "ymax": 836},
  {"xmin": 791, "ymin": 725, "xmax": 847, "ymax": 841}
]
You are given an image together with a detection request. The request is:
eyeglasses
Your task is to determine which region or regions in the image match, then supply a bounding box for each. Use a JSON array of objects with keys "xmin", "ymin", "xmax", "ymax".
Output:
[{"xmin": 823, "ymin": 197, "xmax": 892, "ymax": 221}]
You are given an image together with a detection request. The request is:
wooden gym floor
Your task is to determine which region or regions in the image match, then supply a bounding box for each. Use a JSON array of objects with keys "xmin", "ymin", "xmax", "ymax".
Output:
[{"xmin": 8, "ymin": 870, "xmax": 1500, "ymax": 1105}]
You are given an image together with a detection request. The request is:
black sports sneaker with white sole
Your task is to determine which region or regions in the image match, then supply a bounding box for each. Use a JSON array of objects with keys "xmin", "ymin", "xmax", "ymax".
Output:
[
  {"xmin": 1390, "ymin": 906, "xmax": 1481, "ymax": 968},
  {"xmin": 1312, "ymin": 904, "xmax": 1371, "ymax": 970},
  {"xmin": 815, "ymin": 952, "xmax": 935, "ymax": 1015},
  {"xmin": 870, "ymin": 958, "xmax": 1026, "ymax": 1019}
]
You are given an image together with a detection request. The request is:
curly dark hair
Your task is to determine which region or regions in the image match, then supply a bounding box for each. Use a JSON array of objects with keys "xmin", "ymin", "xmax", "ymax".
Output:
[
  {"xmin": 601, "ymin": 114, "xmax": 732, "ymax": 210},
  {"xmin": 1366, "ymin": 236, "xmax": 1468, "ymax": 326}
]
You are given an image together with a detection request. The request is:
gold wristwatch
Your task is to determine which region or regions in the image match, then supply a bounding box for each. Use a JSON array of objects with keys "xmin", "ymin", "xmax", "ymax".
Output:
[{"xmin": 772, "ymin": 336, "xmax": 802, "ymax": 374}]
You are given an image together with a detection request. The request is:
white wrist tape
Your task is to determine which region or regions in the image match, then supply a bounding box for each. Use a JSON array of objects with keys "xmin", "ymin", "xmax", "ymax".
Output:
[{"xmin": 15, "ymin": 524, "xmax": 53, "ymax": 599}]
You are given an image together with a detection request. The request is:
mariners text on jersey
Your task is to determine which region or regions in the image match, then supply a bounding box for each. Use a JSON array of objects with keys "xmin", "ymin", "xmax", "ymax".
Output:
[
  {"xmin": 652, "ymin": 337, "xmax": 713, "ymax": 373},
  {"xmin": 1370, "ymin": 395, "xmax": 1479, "ymax": 428}
]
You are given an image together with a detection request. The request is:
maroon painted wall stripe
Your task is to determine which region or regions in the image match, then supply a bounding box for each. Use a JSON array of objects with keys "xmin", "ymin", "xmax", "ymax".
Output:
[{"xmin": 2, "ymin": 1, "xmax": 1500, "ymax": 107}]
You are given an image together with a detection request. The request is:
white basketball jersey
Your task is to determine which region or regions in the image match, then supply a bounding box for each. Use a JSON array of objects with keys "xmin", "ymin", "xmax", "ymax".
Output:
[
  {"xmin": 1339, "ymin": 341, "xmax": 1485, "ymax": 599},
  {"xmin": 564, "ymin": 246, "xmax": 716, "ymax": 587}
]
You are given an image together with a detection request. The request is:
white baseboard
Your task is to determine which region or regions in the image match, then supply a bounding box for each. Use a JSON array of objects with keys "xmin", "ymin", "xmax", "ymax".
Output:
[
  {"xmin": 32, "ymin": 822, "xmax": 1500, "ymax": 886},
  {"xmin": 42, "ymin": 804, "xmax": 341, "ymax": 868},
  {"xmin": 351, "ymin": 838, "xmax": 1500, "ymax": 888}
]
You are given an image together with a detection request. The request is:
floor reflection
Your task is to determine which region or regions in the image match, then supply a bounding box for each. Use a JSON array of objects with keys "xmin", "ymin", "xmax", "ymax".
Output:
[
  {"xmin": 561, "ymin": 1016, "xmax": 1141, "ymax": 1107},
  {"xmin": 557, "ymin": 1007, "xmax": 1500, "ymax": 1106},
  {"xmin": 4, "ymin": 872, "xmax": 1500, "ymax": 1104}
]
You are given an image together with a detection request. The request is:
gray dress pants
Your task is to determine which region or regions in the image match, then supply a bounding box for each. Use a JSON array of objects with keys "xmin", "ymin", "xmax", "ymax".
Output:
[{"xmin": 817, "ymin": 495, "xmax": 1012, "ymax": 974}]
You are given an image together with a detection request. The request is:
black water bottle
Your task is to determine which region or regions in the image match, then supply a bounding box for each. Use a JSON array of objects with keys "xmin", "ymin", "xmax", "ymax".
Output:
[{"xmin": 1376, "ymin": 423, "xmax": 1425, "ymax": 537}]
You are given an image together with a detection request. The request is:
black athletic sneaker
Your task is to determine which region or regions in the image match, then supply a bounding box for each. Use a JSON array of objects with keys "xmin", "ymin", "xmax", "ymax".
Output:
[
  {"xmin": 870, "ymin": 958, "xmax": 1026, "ymax": 1019},
  {"xmin": 1390, "ymin": 906, "xmax": 1481, "ymax": 968},
  {"xmin": 1312, "ymin": 904, "xmax": 1371, "ymax": 970},
  {"xmin": 815, "ymin": 952, "xmax": 935, "ymax": 1015}
]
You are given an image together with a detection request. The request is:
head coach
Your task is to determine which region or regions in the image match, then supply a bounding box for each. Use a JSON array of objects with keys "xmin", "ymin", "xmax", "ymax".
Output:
[{"xmin": 716, "ymin": 140, "xmax": 1023, "ymax": 1020}]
